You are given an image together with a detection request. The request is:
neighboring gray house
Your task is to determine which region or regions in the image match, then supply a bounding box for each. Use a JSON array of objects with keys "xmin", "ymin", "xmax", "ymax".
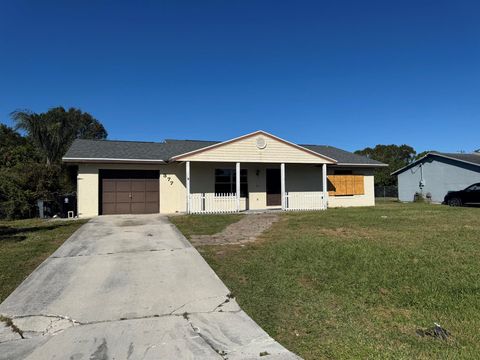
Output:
[{"xmin": 392, "ymin": 152, "xmax": 480, "ymax": 203}]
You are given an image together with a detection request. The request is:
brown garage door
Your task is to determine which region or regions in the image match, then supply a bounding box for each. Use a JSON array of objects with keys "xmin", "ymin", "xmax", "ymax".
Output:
[{"xmin": 100, "ymin": 170, "xmax": 159, "ymax": 215}]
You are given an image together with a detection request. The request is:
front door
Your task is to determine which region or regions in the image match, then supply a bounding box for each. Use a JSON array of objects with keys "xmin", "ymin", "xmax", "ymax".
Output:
[{"xmin": 266, "ymin": 168, "xmax": 281, "ymax": 206}]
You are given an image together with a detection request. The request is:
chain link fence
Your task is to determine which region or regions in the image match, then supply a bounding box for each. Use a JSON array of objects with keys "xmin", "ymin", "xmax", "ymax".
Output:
[{"xmin": 375, "ymin": 185, "xmax": 398, "ymax": 200}]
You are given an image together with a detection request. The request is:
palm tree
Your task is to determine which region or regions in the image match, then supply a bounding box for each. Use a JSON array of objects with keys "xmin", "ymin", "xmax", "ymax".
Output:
[
  {"xmin": 11, "ymin": 107, "xmax": 107, "ymax": 165},
  {"xmin": 11, "ymin": 110, "xmax": 54, "ymax": 165}
]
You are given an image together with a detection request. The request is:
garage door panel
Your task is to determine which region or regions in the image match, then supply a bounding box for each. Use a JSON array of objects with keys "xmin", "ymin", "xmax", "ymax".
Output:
[
  {"xmin": 131, "ymin": 191, "xmax": 146, "ymax": 202},
  {"xmin": 116, "ymin": 203, "xmax": 131, "ymax": 214},
  {"xmin": 102, "ymin": 180, "xmax": 116, "ymax": 192},
  {"xmin": 100, "ymin": 170, "xmax": 159, "ymax": 215},
  {"xmin": 102, "ymin": 203, "xmax": 117, "ymax": 214},
  {"xmin": 131, "ymin": 202, "xmax": 156, "ymax": 214},
  {"xmin": 102, "ymin": 192, "xmax": 116, "ymax": 203},
  {"xmin": 145, "ymin": 180, "xmax": 158, "ymax": 191},
  {"xmin": 131, "ymin": 180, "xmax": 146, "ymax": 191},
  {"xmin": 131, "ymin": 204, "xmax": 144, "ymax": 214},
  {"xmin": 145, "ymin": 191, "xmax": 159, "ymax": 201},
  {"xmin": 115, "ymin": 181, "xmax": 131, "ymax": 192},
  {"xmin": 145, "ymin": 202, "xmax": 159, "ymax": 213},
  {"xmin": 115, "ymin": 192, "xmax": 132, "ymax": 203}
]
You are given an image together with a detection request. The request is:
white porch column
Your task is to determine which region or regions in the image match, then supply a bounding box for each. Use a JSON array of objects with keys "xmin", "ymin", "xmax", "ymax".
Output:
[
  {"xmin": 236, "ymin": 162, "xmax": 241, "ymax": 212},
  {"xmin": 281, "ymin": 163, "xmax": 286, "ymax": 210},
  {"xmin": 322, "ymin": 163, "xmax": 328, "ymax": 209},
  {"xmin": 186, "ymin": 161, "xmax": 191, "ymax": 213}
]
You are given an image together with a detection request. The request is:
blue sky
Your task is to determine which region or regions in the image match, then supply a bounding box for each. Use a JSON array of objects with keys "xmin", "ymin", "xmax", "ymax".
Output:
[{"xmin": 1, "ymin": 1, "xmax": 479, "ymax": 153}]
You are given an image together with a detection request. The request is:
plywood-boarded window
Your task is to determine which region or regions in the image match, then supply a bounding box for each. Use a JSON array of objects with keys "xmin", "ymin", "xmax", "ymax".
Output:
[{"xmin": 328, "ymin": 175, "xmax": 364, "ymax": 196}]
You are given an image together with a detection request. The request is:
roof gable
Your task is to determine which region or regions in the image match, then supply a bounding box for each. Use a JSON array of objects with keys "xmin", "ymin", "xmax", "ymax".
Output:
[
  {"xmin": 391, "ymin": 152, "xmax": 480, "ymax": 175},
  {"xmin": 171, "ymin": 130, "xmax": 337, "ymax": 164}
]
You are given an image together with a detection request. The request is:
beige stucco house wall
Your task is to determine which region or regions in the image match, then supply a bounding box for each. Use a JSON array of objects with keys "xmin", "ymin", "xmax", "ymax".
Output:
[
  {"xmin": 174, "ymin": 133, "xmax": 334, "ymax": 164},
  {"xmin": 77, "ymin": 164, "xmax": 99, "ymax": 218},
  {"xmin": 77, "ymin": 162, "xmax": 375, "ymax": 217},
  {"xmin": 69, "ymin": 131, "xmax": 384, "ymax": 217}
]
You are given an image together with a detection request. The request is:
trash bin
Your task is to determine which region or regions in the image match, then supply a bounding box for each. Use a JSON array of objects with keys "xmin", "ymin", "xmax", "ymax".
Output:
[{"xmin": 58, "ymin": 194, "xmax": 77, "ymax": 218}]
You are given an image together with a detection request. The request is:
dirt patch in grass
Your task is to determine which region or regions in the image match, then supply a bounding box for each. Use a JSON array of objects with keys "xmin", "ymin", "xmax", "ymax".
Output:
[
  {"xmin": 297, "ymin": 275, "xmax": 315, "ymax": 289},
  {"xmin": 190, "ymin": 213, "xmax": 280, "ymax": 245},
  {"xmin": 313, "ymin": 225, "xmax": 387, "ymax": 240}
]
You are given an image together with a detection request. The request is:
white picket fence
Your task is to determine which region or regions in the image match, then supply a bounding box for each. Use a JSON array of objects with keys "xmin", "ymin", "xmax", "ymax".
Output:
[
  {"xmin": 189, "ymin": 193, "xmax": 238, "ymax": 214},
  {"xmin": 284, "ymin": 192, "xmax": 327, "ymax": 211},
  {"xmin": 189, "ymin": 192, "xmax": 327, "ymax": 213}
]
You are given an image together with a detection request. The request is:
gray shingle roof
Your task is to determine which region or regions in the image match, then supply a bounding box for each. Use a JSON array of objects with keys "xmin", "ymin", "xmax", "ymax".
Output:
[
  {"xmin": 63, "ymin": 139, "xmax": 219, "ymax": 161},
  {"xmin": 391, "ymin": 152, "xmax": 480, "ymax": 175},
  {"xmin": 64, "ymin": 138, "xmax": 386, "ymax": 166},
  {"xmin": 300, "ymin": 144, "xmax": 385, "ymax": 166},
  {"xmin": 434, "ymin": 152, "xmax": 480, "ymax": 166}
]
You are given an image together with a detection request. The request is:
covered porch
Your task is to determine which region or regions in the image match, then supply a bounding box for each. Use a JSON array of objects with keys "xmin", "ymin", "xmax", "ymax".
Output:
[{"xmin": 185, "ymin": 161, "xmax": 329, "ymax": 214}]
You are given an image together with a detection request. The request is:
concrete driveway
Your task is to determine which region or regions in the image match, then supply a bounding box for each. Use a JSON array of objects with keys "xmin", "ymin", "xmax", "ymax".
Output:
[{"xmin": 0, "ymin": 215, "xmax": 300, "ymax": 360}]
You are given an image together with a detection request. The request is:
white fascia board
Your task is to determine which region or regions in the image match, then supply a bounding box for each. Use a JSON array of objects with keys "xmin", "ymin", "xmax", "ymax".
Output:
[{"xmin": 62, "ymin": 157, "xmax": 166, "ymax": 164}]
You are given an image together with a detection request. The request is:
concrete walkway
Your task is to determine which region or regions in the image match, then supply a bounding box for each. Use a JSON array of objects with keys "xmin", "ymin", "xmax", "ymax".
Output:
[{"xmin": 0, "ymin": 215, "xmax": 300, "ymax": 360}]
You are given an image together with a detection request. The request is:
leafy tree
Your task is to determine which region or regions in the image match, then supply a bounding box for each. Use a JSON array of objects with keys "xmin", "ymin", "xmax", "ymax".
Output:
[
  {"xmin": 355, "ymin": 144, "xmax": 416, "ymax": 186},
  {"xmin": 0, "ymin": 124, "xmax": 39, "ymax": 167},
  {"xmin": 415, "ymin": 150, "xmax": 436, "ymax": 160},
  {"xmin": 11, "ymin": 107, "xmax": 107, "ymax": 165},
  {"xmin": 0, "ymin": 125, "xmax": 40, "ymax": 218},
  {"xmin": 1, "ymin": 108, "xmax": 107, "ymax": 219},
  {"xmin": 0, "ymin": 166, "xmax": 37, "ymax": 219}
]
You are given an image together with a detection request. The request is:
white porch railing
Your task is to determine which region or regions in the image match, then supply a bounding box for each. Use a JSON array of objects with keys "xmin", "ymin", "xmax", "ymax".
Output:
[
  {"xmin": 284, "ymin": 191, "xmax": 327, "ymax": 211},
  {"xmin": 189, "ymin": 193, "xmax": 238, "ymax": 214}
]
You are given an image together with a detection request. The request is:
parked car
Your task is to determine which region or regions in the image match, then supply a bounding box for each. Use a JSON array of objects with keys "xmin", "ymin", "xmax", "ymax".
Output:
[{"xmin": 444, "ymin": 183, "xmax": 480, "ymax": 206}]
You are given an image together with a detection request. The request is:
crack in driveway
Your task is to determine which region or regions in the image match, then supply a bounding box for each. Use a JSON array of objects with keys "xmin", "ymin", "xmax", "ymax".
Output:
[
  {"xmin": 1, "ymin": 303, "xmax": 242, "ymax": 344},
  {"xmin": 0, "ymin": 314, "xmax": 79, "ymax": 342},
  {"xmin": 187, "ymin": 321, "xmax": 227, "ymax": 359},
  {"xmin": 169, "ymin": 294, "xmax": 233, "ymax": 315},
  {"xmin": 50, "ymin": 247, "xmax": 187, "ymax": 259},
  {"xmin": 0, "ymin": 315, "xmax": 24, "ymax": 340}
]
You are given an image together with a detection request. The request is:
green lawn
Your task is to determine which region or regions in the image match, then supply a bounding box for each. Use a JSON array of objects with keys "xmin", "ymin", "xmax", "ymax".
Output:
[
  {"xmin": 172, "ymin": 202, "xmax": 480, "ymax": 359},
  {"xmin": 169, "ymin": 213, "xmax": 244, "ymax": 239},
  {"xmin": 0, "ymin": 218, "xmax": 87, "ymax": 303}
]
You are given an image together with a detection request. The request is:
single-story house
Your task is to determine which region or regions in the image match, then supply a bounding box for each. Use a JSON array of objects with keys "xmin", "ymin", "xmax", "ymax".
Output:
[
  {"xmin": 392, "ymin": 151, "xmax": 480, "ymax": 203},
  {"xmin": 62, "ymin": 130, "xmax": 387, "ymax": 217}
]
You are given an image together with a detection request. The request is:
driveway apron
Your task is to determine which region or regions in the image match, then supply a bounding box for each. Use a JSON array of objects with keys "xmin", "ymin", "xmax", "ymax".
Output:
[{"xmin": 0, "ymin": 215, "xmax": 300, "ymax": 360}]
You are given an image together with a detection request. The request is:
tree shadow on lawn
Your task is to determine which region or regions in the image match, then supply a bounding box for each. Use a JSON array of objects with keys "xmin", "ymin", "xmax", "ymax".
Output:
[{"xmin": 0, "ymin": 222, "xmax": 71, "ymax": 243}]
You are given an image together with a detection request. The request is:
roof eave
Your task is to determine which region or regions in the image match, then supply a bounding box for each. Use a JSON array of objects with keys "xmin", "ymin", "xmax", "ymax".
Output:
[
  {"xmin": 335, "ymin": 163, "xmax": 388, "ymax": 167},
  {"xmin": 62, "ymin": 157, "xmax": 167, "ymax": 164}
]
